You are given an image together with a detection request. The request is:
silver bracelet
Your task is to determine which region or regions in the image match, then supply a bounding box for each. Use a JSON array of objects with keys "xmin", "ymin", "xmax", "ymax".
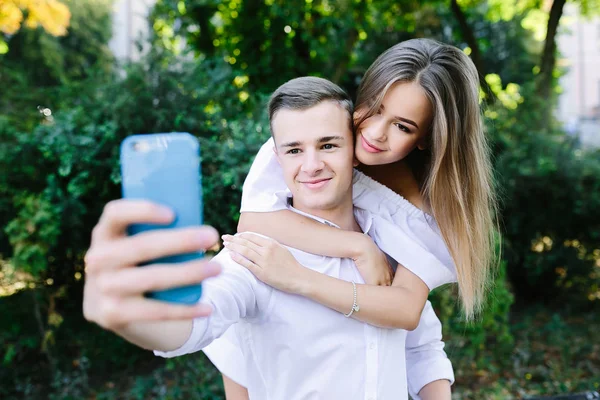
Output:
[{"xmin": 344, "ymin": 281, "xmax": 360, "ymax": 318}]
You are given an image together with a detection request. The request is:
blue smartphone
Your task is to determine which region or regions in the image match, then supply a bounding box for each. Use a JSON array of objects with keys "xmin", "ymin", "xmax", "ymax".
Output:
[{"xmin": 120, "ymin": 132, "xmax": 204, "ymax": 304}]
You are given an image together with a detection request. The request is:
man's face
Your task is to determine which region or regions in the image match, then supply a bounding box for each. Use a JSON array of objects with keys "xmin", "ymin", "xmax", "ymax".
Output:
[{"xmin": 272, "ymin": 101, "xmax": 355, "ymax": 214}]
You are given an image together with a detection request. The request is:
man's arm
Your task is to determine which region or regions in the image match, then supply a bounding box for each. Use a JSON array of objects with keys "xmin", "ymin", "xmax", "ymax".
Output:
[
  {"xmin": 83, "ymin": 199, "xmax": 268, "ymax": 354},
  {"xmin": 83, "ymin": 200, "xmax": 221, "ymax": 351},
  {"xmin": 405, "ymin": 301, "xmax": 454, "ymax": 400}
]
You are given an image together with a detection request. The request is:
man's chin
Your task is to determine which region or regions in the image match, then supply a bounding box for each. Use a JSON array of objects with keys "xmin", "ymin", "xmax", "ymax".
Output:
[{"xmin": 296, "ymin": 198, "xmax": 338, "ymax": 213}]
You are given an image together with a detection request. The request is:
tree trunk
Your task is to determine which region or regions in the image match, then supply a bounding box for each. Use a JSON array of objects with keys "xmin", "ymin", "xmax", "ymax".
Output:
[
  {"xmin": 31, "ymin": 290, "xmax": 58, "ymax": 382},
  {"xmin": 536, "ymin": 0, "xmax": 567, "ymax": 99},
  {"xmin": 449, "ymin": 0, "xmax": 495, "ymax": 102}
]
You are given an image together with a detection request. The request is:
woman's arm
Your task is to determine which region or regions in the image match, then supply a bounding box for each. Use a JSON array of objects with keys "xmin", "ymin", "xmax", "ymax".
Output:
[
  {"xmin": 223, "ymin": 233, "xmax": 428, "ymax": 330},
  {"xmin": 297, "ymin": 262, "xmax": 429, "ymax": 330},
  {"xmin": 222, "ymin": 374, "xmax": 249, "ymax": 400},
  {"xmin": 236, "ymin": 211, "xmax": 393, "ymax": 286},
  {"xmin": 239, "ymin": 211, "xmax": 362, "ymax": 259}
]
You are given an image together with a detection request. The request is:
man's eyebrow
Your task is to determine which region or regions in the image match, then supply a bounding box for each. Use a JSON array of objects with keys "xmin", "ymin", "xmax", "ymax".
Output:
[
  {"xmin": 317, "ymin": 135, "xmax": 345, "ymax": 143},
  {"xmin": 280, "ymin": 140, "xmax": 302, "ymax": 148},
  {"xmin": 380, "ymin": 104, "xmax": 420, "ymax": 129},
  {"xmin": 280, "ymin": 136, "xmax": 345, "ymax": 149}
]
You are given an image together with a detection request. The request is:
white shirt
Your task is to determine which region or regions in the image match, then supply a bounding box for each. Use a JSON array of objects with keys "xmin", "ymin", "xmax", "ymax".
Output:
[
  {"xmin": 203, "ymin": 283, "xmax": 453, "ymax": 400},
  {"xmin": 241, "ymin": 138, "xmax": 457, "ymax": 290},
  {"xmin": 156, "ymin": 208, "xmax": 453, "ymax": 400}
]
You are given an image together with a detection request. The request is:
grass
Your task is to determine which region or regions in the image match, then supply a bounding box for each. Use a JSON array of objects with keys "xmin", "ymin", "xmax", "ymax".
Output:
[{"xmin": 451, "ymin": 308, "xmax": 600, "ymax": 399}]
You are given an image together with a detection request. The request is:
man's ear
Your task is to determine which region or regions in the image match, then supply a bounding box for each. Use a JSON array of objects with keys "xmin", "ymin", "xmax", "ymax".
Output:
[{"xmin": 352, "ymin": 110, "xmax": 362, "ymax": 125}]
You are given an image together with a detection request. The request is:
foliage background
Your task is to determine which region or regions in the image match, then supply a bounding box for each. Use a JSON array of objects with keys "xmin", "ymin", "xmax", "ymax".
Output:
[{"xmin": 0, "ymin": 0, "xmax": 599, "ymax": 399}]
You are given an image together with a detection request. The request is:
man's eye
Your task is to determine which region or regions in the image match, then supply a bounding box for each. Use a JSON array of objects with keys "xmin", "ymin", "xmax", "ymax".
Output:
[
  {"xmin": 322, "ymin": 144, "xmax": 336, "ymax": 150},
  {"xmin": 287, "ymin": 148, "xmax": 300, "ymax": 154}
]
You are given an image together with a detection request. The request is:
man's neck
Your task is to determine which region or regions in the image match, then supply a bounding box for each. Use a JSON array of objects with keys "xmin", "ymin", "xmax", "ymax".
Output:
[{"xmin": 291, "ymin": 198, "xmax": 361, "ymax": 232}]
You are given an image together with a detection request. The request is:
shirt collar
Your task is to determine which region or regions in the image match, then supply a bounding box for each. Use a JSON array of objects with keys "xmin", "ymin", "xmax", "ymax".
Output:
[{"xmin": 287, "ymin": 204, "xmax": 373, "ymax": 235}]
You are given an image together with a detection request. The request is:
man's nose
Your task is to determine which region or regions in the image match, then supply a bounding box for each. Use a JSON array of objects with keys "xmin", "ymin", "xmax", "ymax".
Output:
[
  {"xmin": 300, "ymin": 150, "xmax": 324, "ymax": 174},
  {"xmin": 363, "ymin": 116, "xmax": 387, "ymax": 142}
]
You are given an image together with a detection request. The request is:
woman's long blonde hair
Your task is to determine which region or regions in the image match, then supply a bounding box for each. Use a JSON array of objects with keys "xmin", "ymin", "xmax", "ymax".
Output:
[{"xmin": 356, "ymin": 38, "xmax": 499, "ymax": 319}]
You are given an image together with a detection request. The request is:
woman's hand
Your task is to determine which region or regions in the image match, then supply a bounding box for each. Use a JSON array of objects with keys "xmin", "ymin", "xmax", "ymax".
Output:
[
  {"xmin": 352, "ymin": 234, "xmax": 394, "ymax": 286},
  {"xmin": 222, "ymin": 233, "xmax": 309, "ymax": 294}
]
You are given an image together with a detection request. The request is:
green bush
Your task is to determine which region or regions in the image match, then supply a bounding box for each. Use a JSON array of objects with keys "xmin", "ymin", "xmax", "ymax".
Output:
[
  {"xmin": 430, "ymin": 261, "xmax": 515, "ymax": 374},
  {"xmin": 487, "ymin": 92, "xmax": 600, "ymax": 308},
  {"xmin": 0, "ymin": 49, "xmax": 269, "ymax": 397}
]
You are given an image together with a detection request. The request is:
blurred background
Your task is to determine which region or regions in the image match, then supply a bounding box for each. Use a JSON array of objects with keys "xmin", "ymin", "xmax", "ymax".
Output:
[{"xmin": 0, "ymin": 0, "xmax": 599, "ymax": 399}]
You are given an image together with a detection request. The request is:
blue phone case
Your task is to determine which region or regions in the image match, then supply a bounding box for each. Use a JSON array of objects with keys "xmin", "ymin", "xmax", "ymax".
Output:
[{"xmin": 120, "ymin": 132, "xmax": 204, "ymax": 304}]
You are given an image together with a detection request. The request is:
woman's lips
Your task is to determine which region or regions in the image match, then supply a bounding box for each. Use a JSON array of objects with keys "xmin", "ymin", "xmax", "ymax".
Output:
[{"xmin": 360, "ymin": 135, "xmax": 383, "ymax": 153}]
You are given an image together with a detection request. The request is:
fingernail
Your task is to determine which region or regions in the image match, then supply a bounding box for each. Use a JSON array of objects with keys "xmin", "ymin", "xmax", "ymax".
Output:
[
  {"xmin": 158, "ymin": 206, "xmax": 174, "ymax": 220},
  {"xmin": 195, "ymin": 303, "xmax": 213, "ymax": 315},
  {"xmin": 222, "ymin": 234, "xmax": 232, "ymax": 240},
  {"xmin": 205, "ymin": 262, "xmax": 222, "ymax": 274},
  {"xmin": 223, "ymin": 241, "xmax": 229, "ymax": 247}
]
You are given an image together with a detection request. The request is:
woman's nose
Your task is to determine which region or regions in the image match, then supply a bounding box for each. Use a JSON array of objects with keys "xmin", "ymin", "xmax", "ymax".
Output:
[{"xmin": 362, "ymin": 116, "xmax": 387, "ymax": 142}]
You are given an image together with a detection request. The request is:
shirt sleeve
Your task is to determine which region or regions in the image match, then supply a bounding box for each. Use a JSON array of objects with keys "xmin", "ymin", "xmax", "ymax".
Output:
[
  {"xmin": 368, "ymin": 215, "xmax": 456, "ymax": 290},
  {"xmin": 154, "ymin": 250, "xmax": 272, "ymax": 358},
  {"xmin": 202, "ymin": 324, "xmax": 248, "ymax": 387},
  {"xmin": 405, "ymin": 301, "xmax": 454, "ymax": 399},
  {"xmin": 240, "ymin": 137, "xmax": 291, "ymax": 213},
  {"xmin": 354, "ymin": 170, "xmax": 457, "ymax": 290}
]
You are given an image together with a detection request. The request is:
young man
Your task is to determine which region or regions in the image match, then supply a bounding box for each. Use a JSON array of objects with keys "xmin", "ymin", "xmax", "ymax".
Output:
[{"xmin": 83, "ymin": 77, "xmax": 452, "ymax": 399}]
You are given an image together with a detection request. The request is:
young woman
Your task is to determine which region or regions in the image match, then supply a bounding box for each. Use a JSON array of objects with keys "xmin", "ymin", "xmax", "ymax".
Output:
[
  {"xmin": 227, "ymin": 38, "xmax": 498, "ymax": 323},
  {"xmin": 207, "ymin": 38, "xmax": 498, "ymax": 399}
]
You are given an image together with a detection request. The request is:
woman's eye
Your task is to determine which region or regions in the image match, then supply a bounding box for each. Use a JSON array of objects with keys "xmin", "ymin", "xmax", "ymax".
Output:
[{"xmin": 395, "ymin": 123, "xmax": 410, "ymax": 133}]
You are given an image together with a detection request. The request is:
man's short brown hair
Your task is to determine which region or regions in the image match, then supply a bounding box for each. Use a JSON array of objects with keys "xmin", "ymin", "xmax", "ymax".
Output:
[{"xmin": 268, "ymin": 77, "xmax": 354, "ymax": 137}]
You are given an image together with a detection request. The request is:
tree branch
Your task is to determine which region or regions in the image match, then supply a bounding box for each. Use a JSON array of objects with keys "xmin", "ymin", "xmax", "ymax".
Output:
[
  {"xmin": 536, "ymin": 0, "xmax": 567, "ymax": 99},
  {"xmin": 449, "ymin": 0, "xmax": 495, "ymax": 102}
]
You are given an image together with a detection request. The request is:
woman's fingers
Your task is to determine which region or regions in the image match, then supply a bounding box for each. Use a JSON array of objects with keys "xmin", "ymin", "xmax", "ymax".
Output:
[
  {"xmin": 222, "ymin": 240, "xmax": 263, "ymax": 263},
  {"xmin": 231, "ymin": 232, "xmax": 274, "ymax": 247},
  {"xmin": 229, "ymin": 251, "xmax": 262, "ymax": 278}
]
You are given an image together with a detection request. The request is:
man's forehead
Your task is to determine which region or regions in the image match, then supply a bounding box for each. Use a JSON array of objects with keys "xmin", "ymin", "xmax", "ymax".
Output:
[{"xmin": 272, "ymin": 102, "xmax": 352, "ymax": 144}]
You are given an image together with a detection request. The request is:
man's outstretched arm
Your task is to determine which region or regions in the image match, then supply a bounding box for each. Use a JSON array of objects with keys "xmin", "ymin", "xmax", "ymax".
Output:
[{"xmin": 83, "ymin": 199, "xmax": 221, "ymax": 351}]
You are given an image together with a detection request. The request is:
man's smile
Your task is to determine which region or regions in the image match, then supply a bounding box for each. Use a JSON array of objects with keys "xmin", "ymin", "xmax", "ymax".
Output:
[{"xmin": 299, "ymin": 178, "xmax": 332, "ymax": 190}]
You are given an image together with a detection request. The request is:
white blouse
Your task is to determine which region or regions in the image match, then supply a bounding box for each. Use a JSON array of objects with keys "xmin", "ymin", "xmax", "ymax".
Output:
[{"xmin": 240, "ymin": 137, "xmax": 457, "ymax": 290}]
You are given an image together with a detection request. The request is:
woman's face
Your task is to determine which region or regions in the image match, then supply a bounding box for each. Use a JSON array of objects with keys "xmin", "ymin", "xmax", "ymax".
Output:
[{"xmin": 354, "ymin": 81, "xmax": 433, "ymax": 166}]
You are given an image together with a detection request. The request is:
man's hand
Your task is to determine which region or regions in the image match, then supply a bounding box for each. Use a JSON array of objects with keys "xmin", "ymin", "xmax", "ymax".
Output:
[
  {"xmin": 352, "ymin": 235, "xmax": 394, "ymax": 286},
  {"xmin": 83, "ymin": 199, "xmax": 222, "ymax": 333},
  {"xmin": 221, "ymin": 233, "xmax": 309, "ymax": 294}
]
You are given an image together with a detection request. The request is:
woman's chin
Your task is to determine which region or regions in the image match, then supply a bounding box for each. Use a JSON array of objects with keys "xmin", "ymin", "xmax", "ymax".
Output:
[{"xmin": 355, "ymin": 152, "xmax": 387, "ymax": 166}]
